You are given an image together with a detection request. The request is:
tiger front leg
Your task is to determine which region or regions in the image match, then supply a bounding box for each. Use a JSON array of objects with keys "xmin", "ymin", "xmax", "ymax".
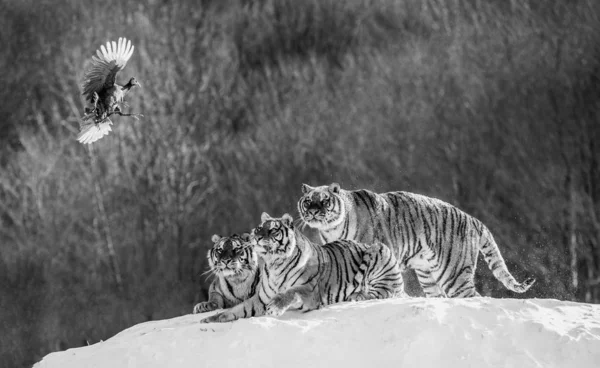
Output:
[
  {"xmin": 193, "ymin": 301, "xmax": 219, "ymax": 314},
  {"xmin": 200, "ymin": 309, "xmax": 239, "ymax": 323},
  {"xmin": 200, "ymin": 294, "xmax": 265, "ymax": 323},
  {"xmin": 266, "ymin": 294, "xmax": 296, "ymax": 317},
  {"xmin": 266, "ymin": 285, "xmax": 316, "ymax": 317},
  {"xmin": 193, "ymin": 293, "xmax": 225, "ymax": 314}
]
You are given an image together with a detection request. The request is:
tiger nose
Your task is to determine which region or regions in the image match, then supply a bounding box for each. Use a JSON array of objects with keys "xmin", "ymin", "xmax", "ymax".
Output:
[
  {"xmin": 256, "ymin": 227, "xmax": 269, "ymax": 238},
  {"xmin": 221, "ymin": 248, "xmax": 235, "ymax": 260},
  {"xmin": 307, "ymin": 208, "xmax": 320, "ymax": 217}
]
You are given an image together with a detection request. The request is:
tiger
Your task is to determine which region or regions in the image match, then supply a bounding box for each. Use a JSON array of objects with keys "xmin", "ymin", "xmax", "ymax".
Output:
[
  {"xmin": 192, "ymin": 233, "xmax": 261, "ymax": 314},
  {"xmin": 297, "ymin": 182, "xmax": 536, "ymax": 298},
  {"xmin": 200, "ymin": 212, "xmax": 404, "ymax": 323}
]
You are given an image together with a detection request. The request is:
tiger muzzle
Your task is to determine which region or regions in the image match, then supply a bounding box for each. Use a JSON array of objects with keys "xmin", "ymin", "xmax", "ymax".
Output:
[{"xmin": 304, "ymin": 208, "xmax": 326, "ymax": 222}]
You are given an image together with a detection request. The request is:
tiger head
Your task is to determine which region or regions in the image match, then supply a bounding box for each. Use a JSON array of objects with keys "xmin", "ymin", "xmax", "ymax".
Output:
[
  {"xmin": 297, "ymin": 182, "xmax": 346, "ymax": 230},
  {"xmin": 251, "ymin": 212, "xmax": 296, "ymax": 260},
  {"xmin": 208, "ymin": 233, "xmax": 258, "ymax": 279}
]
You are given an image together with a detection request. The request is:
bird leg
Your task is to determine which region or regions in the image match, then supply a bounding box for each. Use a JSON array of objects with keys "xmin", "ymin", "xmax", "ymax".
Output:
[
  {"xmin": 104, "ymin": 106, "xmax": 144, "ymax": 120},
  {"xmin": 110, "ymin": 111, "xmax": 144, "ymax": 120}
]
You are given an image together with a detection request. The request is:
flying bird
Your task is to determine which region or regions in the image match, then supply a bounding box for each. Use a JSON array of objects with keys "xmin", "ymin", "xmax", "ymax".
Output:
[{"xmin": 77, "ymin": 37, "xmax": 143, "ymax": 144}]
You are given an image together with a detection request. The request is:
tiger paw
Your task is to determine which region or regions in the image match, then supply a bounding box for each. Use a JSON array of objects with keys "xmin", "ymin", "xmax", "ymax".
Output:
[
  {"xmin": 266, "ymin": 295, "xmax": 289, "ymax": 317},
  {"xmin": 394, "ymin": 290, "xmax": 409, "ymax": 298},
  {"xmin": 200, "ymin": 311, "xmax": 237, "ymax": 323},
  {"xmin": 348, "ymin": 292, "xmax": 369, "ymax": 302},
  {"xmin": 193, "ymin": 301, "xmax": 219, "ymax": 314}
]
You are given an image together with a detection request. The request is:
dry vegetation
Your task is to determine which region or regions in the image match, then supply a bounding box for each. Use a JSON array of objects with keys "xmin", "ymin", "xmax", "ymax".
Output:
[{"xmin": 1, "ymin": 0, "xmax": 600, "ymax": 366}]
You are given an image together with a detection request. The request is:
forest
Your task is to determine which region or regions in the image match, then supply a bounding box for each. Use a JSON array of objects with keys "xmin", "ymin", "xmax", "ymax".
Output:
[{"xmin": 1, "ymin": 0, "xmax": 599, "ymax": 367}]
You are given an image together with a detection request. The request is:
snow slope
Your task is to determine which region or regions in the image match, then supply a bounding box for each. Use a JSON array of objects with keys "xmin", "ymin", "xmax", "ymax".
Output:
[{"xmin": 34, "ymin": 298, "xmax": 600, "ymax": 368}]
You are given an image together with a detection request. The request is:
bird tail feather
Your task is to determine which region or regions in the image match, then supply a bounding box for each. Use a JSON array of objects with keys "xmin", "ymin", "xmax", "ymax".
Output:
[{"xmin": 77, "ymin": 118, "xmax": 113, "ymax": 144}]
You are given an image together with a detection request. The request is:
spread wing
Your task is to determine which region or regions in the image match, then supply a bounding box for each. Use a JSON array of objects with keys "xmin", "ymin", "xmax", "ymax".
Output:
[
  {"xmin": 81, "ymin": 37, "xmax": 135, "ymax": 102},
  {"xmin": 77, "ymin": 118, "xmax": 114, "ymax": 144}
]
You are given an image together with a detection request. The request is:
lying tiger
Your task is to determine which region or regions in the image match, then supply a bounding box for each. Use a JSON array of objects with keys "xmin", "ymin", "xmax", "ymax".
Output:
[
  {"xmin": 192, "ymin": 233, "xmax": 260, "ymax": 314},
  {"xmin": 298, "ymin": 183, "xmax": 536, "ymax": 298},
  {"xmin": 200, "ymin": 213, "xmax": 404, "ymax": 323}
]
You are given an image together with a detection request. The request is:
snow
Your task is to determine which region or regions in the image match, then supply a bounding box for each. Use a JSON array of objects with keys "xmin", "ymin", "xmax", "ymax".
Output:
[{"xmin": 34, "ymin": 298, "xmax": 600, "ymax": 368}]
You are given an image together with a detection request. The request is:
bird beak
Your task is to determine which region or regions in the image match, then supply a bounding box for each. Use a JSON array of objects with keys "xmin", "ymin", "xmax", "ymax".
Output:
[{"xmin": 137, "ymin": 82, "xmax": 142, "ymax": 89}]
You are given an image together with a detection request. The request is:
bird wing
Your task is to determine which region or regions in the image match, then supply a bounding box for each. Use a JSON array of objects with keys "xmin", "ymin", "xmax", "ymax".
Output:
[
  {"xmin": 77, "ymin": 118, "xmax": 114, "ymax": 144},
  {"xmin": 81, "ymin": 37, "xmax": 135, "ymax": 102}
]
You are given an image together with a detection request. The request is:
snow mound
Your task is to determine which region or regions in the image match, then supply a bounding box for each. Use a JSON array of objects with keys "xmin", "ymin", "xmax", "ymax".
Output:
[{"xmin": 34, "ymin": 298, "xmax": 600, "ymax": 368}]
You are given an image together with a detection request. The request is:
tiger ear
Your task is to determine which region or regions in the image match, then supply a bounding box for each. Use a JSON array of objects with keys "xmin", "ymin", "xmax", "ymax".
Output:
[
  {"xmin": 240, "ymin": 233, "xmax": 251, "ymax": 242},
  {"xmin": 211, "ymin": 234, "xmax": 221, "ymax": 243},
  {"xmin": 302, "ymin": 183, "xmax": 314, "ymax": 194},
  {"xmin": 281, "ymin": 213, "xmax": 294, "ymax": 227},
  {"xmin": 329, "ymin": 182, "xmax": 340, "ymax": 194},
  {"xmin": 261, "ymin": 212, "xmax": 271, "ymax": 223}
]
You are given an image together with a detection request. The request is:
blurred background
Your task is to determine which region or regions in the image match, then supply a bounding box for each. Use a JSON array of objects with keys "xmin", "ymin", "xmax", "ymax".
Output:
[{"xmin": 1, "ymin": 0, "xmax": 600, "ymax": 366}]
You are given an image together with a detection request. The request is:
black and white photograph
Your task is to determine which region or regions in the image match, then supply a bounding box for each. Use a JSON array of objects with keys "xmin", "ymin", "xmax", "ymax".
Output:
[{"xmin": 2, "ymin": 1, "xmax": 600, "ymax": 367}]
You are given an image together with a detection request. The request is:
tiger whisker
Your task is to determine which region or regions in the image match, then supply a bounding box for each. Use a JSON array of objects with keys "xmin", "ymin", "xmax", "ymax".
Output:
[
  {"xmin": 294, "ymin": 217, "xmax": 310, "ymax": 232},
  {"xmin": 197, "ymin": 268, "xmax": 216, "ymax": 281}
]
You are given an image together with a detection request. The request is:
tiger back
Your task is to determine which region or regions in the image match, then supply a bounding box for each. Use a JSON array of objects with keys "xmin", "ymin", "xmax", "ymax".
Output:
[
  {"xmin": 297, "ymin": 182, "xmax": 536, "ymax": 298},
  {"xmin": 192, "ymin": 233, "xmax": 261, "ymax": 314},
  {"xmin": 200, "ymin": 213, "xmax": 404, "ymax": 323}
]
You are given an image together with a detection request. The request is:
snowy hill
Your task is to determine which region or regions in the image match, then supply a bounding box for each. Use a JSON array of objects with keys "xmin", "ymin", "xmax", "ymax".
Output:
[{"xmin": 34, "ymin": 298, "xmax": 600, "ymax": 368}]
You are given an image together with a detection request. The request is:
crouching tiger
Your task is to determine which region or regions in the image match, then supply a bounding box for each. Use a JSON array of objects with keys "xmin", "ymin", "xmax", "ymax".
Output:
[
  {"xmin": 192, "ymin": 233, "xmax": 260, "ymax": 314},
  {"xmin": 200, "ymin": 212, "xmax": 404, "ymax": 323}
]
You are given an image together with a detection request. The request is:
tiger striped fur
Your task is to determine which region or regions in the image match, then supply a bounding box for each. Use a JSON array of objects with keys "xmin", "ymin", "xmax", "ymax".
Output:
[
  {"xmin": 192, "ymin": 233, "xmax": 261, "ymax": 314},
  {"xmin": 297, "ymin": 183, "xmax": 536, "ymax": 298},
  {"xmin": 200, "ymin": 212, "xmax": 404, "ymax": 323}
]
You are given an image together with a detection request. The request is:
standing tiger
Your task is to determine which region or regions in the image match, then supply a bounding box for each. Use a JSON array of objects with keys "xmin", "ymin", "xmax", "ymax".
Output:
[
  {"xmin": 192, "ymin": 233, "xmax": 260, "ymax": 314},
  {"xmin": 297, "ymin": 183, "xmax": 536, "ymax": 298},
  {"xmin": 200, "ymin": 213, "xmax": 404, "ymax": 323}
]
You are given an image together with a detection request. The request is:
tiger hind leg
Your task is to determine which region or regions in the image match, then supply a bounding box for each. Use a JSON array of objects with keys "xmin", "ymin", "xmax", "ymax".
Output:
[
  {"xmin": 415, "ymin": 269, "xmax": 446, "ymax": 298},
  {"xmin": 350, "ymin": 243, "xmax": 405, "ymax": 301},
  {"xmin": 348, "ymin": 257, "xmax": 373, "ymax": 301},
  {"xmin": 347, "ymin": 291, "xmax": 370, "ymax": 302},
  {"xmin": 442, "ymin": 266, "xmax": 480, "ymax": 298}
]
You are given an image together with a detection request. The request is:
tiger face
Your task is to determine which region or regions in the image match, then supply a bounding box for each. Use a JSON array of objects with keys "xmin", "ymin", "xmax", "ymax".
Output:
[
  {"xmin": 251, "ymin": 213, "xmax": 296, "ymax": 259},
  {"xmin": 208, "ymin": 233, "xmax": 258, "ymax": 279},
  {"xmin": 297, "ymin": 182, "xmax": 346, "ymax": 230}
]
